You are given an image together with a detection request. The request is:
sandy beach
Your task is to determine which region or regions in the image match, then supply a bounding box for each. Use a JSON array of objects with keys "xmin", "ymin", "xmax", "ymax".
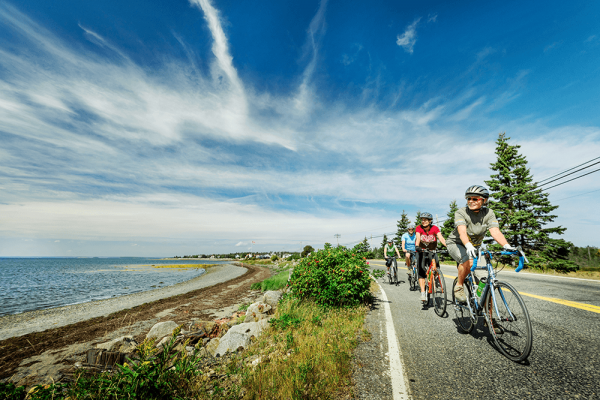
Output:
[{"xmin": 0, "ymin": 263, "xmax": 246, "ymax": 341}]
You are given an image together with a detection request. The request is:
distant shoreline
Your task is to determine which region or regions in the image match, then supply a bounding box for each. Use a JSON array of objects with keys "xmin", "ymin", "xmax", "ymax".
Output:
[{"xmin": 0, "ymin": 263, "xmax": 246, "ymax": 341}]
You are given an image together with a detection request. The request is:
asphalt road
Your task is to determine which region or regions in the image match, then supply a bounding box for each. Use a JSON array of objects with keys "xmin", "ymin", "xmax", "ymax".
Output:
[{"xmin": 368, "ymin": 260, "xmax": 600, "ymax": 400}]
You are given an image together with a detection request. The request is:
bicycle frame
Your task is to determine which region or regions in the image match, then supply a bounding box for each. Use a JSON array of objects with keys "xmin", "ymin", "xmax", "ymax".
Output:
[{"xmin": 464, "ymin": 243, "xmax": 528, "ymax": 322}]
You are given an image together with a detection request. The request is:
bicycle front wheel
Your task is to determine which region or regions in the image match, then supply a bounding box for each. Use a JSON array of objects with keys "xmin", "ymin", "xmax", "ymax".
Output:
[
  {"xmin": 433, "ymin": 269, "xmax": 447, "ymax": 317},
  {"xmin": 486, "ymin": 281, "xmax": 533, "ymax": 362},
  {"xmin": 452, "ymin": 278, "xmax": 474, "ymax": 333}
]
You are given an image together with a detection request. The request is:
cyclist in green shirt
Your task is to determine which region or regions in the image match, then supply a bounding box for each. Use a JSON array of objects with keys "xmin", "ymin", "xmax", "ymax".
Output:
[
  {"xmin": 446, "ymin": 185, "xmax": 516, "ymax": 303},
  {"xmin": 384, "ymin": 239, "xmax": 401, "ymax": 276}
]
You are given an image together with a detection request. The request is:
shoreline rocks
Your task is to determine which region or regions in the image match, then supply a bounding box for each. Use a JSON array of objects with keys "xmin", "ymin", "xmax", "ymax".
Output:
[{"xmin": 8, "ymin": 287, "xmax": 285, "ymax": 389}]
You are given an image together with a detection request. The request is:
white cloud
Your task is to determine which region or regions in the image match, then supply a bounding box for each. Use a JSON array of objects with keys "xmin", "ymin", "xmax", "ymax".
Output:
[
  {"xmin": 396, "ymin": 18, "xmax": 421, "ymax": 54},
  {"xmin": 428, "ymin": 14, "xmax": 437, "ymax": 23},
  {"xmin": 1, "ymin": 2, "xmax": 599, "ymax": 254}
]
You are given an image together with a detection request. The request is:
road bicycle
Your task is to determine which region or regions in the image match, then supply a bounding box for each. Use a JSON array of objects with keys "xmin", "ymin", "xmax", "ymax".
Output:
[
  {"xmin": 405, "ymin": 251, "xmax": 418, "ymax": 291},
  {"xmin": 452, "ymin": 239, "xmax": 533, "ymax": 362},
  {"xmin": 416, "ymin": 248, "xmax": 447, "ymax": 317},
  {"xmin": 385, "ymin": 256, "xmax": 399, "ymax": 285}
]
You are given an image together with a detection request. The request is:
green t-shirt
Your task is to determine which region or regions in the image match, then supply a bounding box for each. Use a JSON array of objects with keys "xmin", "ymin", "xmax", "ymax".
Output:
[
  {"xmin": 385, "ymin": 244, "xmax": 396, "ymax": 257},
  {"xmin": 446, "ymin": 207, "xmax": 499, "ymax": 247}
]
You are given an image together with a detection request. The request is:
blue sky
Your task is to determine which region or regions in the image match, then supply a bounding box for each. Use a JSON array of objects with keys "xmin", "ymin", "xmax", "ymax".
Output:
[{"xmin": 1, "ymin": 0, "xmax": 599, "ymax": 256}]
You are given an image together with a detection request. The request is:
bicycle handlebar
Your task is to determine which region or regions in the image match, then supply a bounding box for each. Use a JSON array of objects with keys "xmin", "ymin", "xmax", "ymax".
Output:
[{"xmin": 470, "ymin": 245, "xmax": 527, "ymax": 272}]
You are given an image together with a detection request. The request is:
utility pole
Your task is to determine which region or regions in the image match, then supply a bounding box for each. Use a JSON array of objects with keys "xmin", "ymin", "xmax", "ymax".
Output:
[{"xmin": 334, "ymin": 234, "xmax": 341, "ymax": 246}]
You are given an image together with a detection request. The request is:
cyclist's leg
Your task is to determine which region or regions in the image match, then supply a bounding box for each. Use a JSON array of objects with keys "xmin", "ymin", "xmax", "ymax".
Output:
[
  {"xmin": 448, "ymin": 242, "xmax": 472, "ymax": 286},
  {"xmin": 417, "ymin": 253, "xmax": 428, "ymax": 297},
  {"xmin": 405, "ymin": 253, "xmax": 411, "ymax": 273}
]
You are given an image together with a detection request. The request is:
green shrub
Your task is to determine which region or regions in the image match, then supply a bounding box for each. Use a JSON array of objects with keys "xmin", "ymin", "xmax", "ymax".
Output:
[
  {"xmin": 372, "ymin": 269, "xmax": 386, "ymax": 279},
  {"xmin": 0, "ymin": 382, "xmax": 26, "ymax": 400},
  {"xmin": 289, "ymin": 246, "xmax": 371, "ymax": 307}
]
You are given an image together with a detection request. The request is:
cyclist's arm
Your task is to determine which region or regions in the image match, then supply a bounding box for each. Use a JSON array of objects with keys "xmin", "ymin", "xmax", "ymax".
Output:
[
  {"xmin": 436, "ymin": 232, "xmax": 447, "ymax": 247},
  {"xmin": 401, "ymin": 239, "xmax": 407, "ymax": 253},
  {"xmin": 384, "ymin": 246, "xmax": 388, "ymax": 258},
  {"xmin": 394, "ymin": 246, "xmax": 401, "ymax": 258},
  {"xmin": 415, "ymin": 232, "xmax": 421, "ymax": 248},
  {"xmin": 457, "ymin": 225, "xmax": 470, "ymax": 246},
  {"xmin": 489, "ymin": 227, "xmax": 509, "ymax": 247}
]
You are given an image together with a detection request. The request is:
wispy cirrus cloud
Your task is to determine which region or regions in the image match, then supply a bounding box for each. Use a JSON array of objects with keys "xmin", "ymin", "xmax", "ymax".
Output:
[{"xmin": 1, "ymin": 1, "xmax": 598, "ymax": 255}]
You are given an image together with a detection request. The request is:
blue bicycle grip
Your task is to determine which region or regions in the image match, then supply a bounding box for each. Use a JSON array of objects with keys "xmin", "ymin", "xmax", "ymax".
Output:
[
  {"xmin": 515, "ymin": 257, "xmax": 524, "ymax": 272},
  {"xmin": 470, "ymin": 257, "xmax": 478, "ymax": 272}
]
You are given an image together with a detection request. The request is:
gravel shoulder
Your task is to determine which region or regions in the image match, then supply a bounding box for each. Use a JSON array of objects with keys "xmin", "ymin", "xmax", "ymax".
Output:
[{"xmin": 351, "ymin": 283, "xmax": 396, "ymax": 400}]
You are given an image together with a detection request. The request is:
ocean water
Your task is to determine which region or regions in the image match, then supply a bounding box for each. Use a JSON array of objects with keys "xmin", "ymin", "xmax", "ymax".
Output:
[{"xmin": 0, "ymin": 258, "xmax": 227, "ymax": 316}]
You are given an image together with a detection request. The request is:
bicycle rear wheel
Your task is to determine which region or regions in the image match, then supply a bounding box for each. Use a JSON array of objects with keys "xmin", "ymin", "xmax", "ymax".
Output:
[
  {"xmin": 433, "ymin": 268, "xmax": 447, "ymax": 317},
  {"xmin": 452, "ymin": 278, "xmax": 474, "ymax": 333},
  {"xmin": 486, "ymin": 281, "xmax": 533, "ymax": 362}
]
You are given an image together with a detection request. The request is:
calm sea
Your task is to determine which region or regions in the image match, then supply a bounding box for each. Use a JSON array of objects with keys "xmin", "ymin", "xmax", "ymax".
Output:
[{"xmin": 0, "ymin": 258, "xmax": 228, "ymax": 316}]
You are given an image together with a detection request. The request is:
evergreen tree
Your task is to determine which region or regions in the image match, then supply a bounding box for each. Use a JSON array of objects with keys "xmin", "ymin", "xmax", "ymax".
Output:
[
  {"xmin": 353, "ymin": 237, "xmax": 371, "ymax": 256},
  {"xmin": 485, "ymin": 133, "xmax": 576, "ymax": 271},
  {"xmin": 381, "ymin": 233, "xmax": 388, "ymax": 249},
  {"xmin": 394, "ymin": 210, "xmax": 411, "ymax": 243},
  {"xmin": 414, "ymin": 211, "xmax": 422, "ymax": 227},
  {"xmin": 441, "ymin": 200, "xmax": 459, "ymax": 239}
]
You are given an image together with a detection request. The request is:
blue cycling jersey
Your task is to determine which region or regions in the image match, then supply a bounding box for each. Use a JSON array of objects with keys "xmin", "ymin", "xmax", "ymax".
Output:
[{"xmin": 401, "ymin": 232, "xmax": 416, "ymax": 251}]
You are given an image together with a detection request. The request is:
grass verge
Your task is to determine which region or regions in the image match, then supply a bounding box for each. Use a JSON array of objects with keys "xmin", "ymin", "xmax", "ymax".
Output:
[
  {"xmin": 250, "ymin": 270, "xmax": 289, "ymax": 291},
  {"xmin": 213, "ymin": 296, "xmax": 367, "ymax": 399}
]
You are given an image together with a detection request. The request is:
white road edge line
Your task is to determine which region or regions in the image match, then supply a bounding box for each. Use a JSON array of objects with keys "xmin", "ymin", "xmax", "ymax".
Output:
[{"xmin": 373, "ymin": 278, "xmax": 411, "ymax": 400}]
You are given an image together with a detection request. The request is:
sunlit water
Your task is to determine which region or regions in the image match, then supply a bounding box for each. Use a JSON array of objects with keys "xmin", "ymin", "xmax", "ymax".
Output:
[{"xmin": 0, "ymin": 258, "xmax": 227, "ymax": 316}]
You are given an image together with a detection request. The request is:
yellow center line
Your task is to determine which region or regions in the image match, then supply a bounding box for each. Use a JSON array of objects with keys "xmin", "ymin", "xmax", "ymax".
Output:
[
  {"xmin": 518, "ymin": 292, "xmax": 600, "ymax": 314},
  {"xmin": 440, "ymin": 272, "xmax": 600, "ymax": 314}
]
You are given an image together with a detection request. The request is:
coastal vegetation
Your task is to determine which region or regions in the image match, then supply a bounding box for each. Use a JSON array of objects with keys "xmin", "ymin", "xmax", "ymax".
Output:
[
  {"xmin": 1, "ymin": 246, "xmax": 371, "ymax": 399},
  {"xmin": 250, "ymin": 270, "xmax": 289, "ymax": 292}
]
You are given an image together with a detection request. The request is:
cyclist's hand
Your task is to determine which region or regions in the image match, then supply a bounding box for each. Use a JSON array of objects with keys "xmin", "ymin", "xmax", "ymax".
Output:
[
  {"xmin": 502, "ymin": 243, "xmax": 517, "ymax": 251},
  {"xmin": 465, "ymin": 243, "xmax": 477, "ymax": 258}
]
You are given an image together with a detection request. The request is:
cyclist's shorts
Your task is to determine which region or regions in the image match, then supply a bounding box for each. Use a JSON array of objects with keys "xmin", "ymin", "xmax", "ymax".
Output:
[
  {"xmin": 447, "ymin": 242, "xmax": 469, "ymax": 264},
  {"xmin": 417, "ymin": 253, "xmax": 438, "ymax": 279}
]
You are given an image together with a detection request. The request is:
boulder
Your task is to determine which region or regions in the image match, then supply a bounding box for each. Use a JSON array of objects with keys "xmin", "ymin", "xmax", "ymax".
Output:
[
  {"xmin": 262, "ymin": 291, "xmax": 282, "ymax": 308},
  {"xmin": 205, "ymin": 338, "xmax": 220, "ymax": 357},
  {"xmin": 96, "ymin": 336, "xmax": 138, "ymax": 353},
  {"xmin": 213, "ymin": 318, "xmax": 270, "ymax": 357},
  {"xmin": 146, "ymin": 321, "xmax": 179, "ymax": 341},
  {"xmin": 245, "ymin": 302, "xmax": 272, "ymax": 322},
  {"xmin": 191, "ymin": 320, "xmax": 216, "ymax": 334}
]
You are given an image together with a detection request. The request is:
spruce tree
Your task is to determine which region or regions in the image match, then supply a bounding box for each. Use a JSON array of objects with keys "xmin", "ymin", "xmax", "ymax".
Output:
[
  {"xmin": 441, "ymin": 200, "xmax": 459, "ymax": 239},
  {"xmin": 414, "ymin": 211, "xmax": 422, "ymax": 227},
  {"xmin": 394, "ymin": 210, "xmax": 411, "ymax": 243},
  {"xmin": 485, "ymin": 133, "xmax": 576, "ymax": 271},
  {"xmin": 353, "ymin": 237, "xmax": 371, "ymax": 256},
  {"xmin": 381, "ymin": 233, "xmax": 388, "ymax": 248}
]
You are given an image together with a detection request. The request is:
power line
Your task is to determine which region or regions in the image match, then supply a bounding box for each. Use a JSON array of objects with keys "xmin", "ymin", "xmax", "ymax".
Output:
[
  {"xmin": 541, "ymin": 167, "xmax": 600, "ymax": 190},
  {"xmin": 537, "ymin": 156, "xmax": 600, "ymax": 184},
  {"xmin": 553, "ymin": 188, "xmax": 600, "ymax": 202},
  {"xmin": 538, "ymin": 160, "xmax": 600, "ymax": 187}
]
